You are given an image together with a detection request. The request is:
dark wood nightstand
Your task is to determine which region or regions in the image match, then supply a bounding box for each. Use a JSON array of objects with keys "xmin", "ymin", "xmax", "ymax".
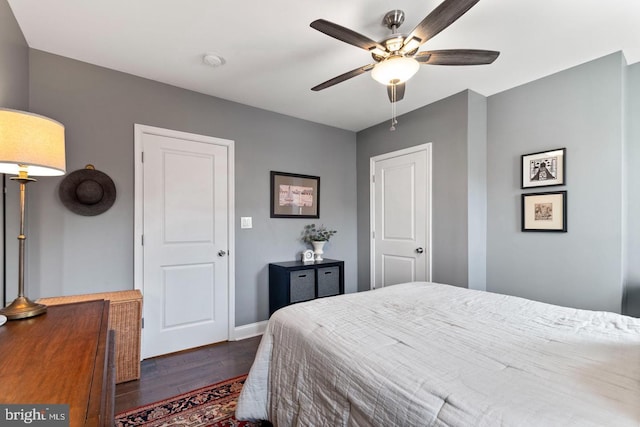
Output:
[{"xmin": 269, "ymin": 259, "xmax": 344, "ymax": 315}]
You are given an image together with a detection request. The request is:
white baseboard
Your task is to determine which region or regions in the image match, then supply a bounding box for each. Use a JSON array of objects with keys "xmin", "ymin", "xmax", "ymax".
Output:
[{"xmin": 232, "ymin": 320, "xmax": 267, "ymax": 341}]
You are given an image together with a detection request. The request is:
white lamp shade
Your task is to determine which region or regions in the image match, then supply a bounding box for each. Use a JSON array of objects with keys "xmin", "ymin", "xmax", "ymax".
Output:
[
  {"xmin": 371, "ymin": 56, "xmax": 420, "ymax": 85},
  {"xmin": 0, "ymin": 108, "xmax": 66, "ymax": 176}
]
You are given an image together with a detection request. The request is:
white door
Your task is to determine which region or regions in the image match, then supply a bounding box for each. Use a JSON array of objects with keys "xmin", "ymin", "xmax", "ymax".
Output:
[
  {"xmin": 135, "ymin": 125, "xmax": 234, "ymax": 359},
  {"xmin": 370, "ymin": 144, "xmax": 431, "ymax": 289}
]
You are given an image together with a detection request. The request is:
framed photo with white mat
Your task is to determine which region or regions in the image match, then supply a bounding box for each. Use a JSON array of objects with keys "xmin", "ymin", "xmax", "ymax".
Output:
[{"xmin": 522, "ymin": 191, "xmax": 567, "ymax": 232}]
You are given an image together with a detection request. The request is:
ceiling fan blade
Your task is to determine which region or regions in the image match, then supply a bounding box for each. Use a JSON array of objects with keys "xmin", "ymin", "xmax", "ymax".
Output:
[
  {"xmin": 311, "ymin": 64, "xmax": 375, "ymax": 91},
  {"xmin": 387, "ymin": 83, "xmax": 405, "ymax": 103},
  {"xmin": 311, "ymin": 19, "xmax": 387, "ymax": 54},
  {"xmin": 416, "ymin": 49, "xmax": 499, "ymax": 65},
  {"xmin": 405, "ymin": 0, "xmax": 480, "ymax": 47}
]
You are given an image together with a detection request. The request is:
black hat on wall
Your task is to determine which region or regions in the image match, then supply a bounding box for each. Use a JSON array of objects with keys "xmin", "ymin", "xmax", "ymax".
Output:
[{"xmin": 58, "ymin": 164, "xmax": 116, "ymax": 216}]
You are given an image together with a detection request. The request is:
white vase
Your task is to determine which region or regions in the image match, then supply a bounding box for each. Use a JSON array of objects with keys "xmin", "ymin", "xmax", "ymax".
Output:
[{"xmin": 311, "ymin": 241, "xmax": 326, "ymax": 261}]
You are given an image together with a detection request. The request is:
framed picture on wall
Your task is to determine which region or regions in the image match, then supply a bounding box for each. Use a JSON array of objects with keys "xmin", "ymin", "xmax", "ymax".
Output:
[
  {"xmin": 521, "ymin": 148, "xmax": 566, "ymax": 188},
  {"xmin": 521, "ymin": 191, "xmax": 567, "ymax": 232},
  {"xmin": 270, "ymin": 171, "xmax": 320, "ymax": 218}
]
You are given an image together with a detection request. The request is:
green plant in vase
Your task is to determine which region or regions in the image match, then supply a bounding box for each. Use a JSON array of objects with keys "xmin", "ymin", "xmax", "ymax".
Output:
[{"xmin": 301, "ymin": 224, "xmax": 337, "ymax": 261}]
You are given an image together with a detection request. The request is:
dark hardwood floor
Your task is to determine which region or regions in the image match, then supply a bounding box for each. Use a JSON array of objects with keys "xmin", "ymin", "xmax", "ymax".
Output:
[{"xmin": 115, "ymin": 335, "xmax": 262, "ymax": 414}]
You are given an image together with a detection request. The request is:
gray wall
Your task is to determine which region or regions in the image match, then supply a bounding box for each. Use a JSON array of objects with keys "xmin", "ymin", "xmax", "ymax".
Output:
[
  {"xmin": 356, "ymin": 91, "xmax": 477, "ymax": 291},
  {"xmin": 467, "ymin": 92, "xmax": 487, "ymax": 291},
  {"xmin": 26, "ymin": 50, "xmax": 357, "ymax": 326},
  {"xmin": 486, "ymin": 53, "xmax": 625, "ymax": 313},
  {"xmin": 624, "ymin": 62, "xmax": 640, "ymax": 316},
  {"xmin": 0, "ymin": 1, "xmax": 28, "ymax": 308},
  {"xmin": 0, "ymin": 0, "xmax": 27, "ymax": 110}
]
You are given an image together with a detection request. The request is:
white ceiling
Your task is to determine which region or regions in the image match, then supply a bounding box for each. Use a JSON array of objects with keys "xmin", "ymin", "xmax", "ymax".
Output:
[{"xmin": 7, "ymin": 0, "xmax": 640, "ymax": 132}]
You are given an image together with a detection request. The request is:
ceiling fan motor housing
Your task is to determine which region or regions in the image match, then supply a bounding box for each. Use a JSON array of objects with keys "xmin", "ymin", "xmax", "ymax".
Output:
[{"xmin": 371, "ymin": 35, "xmax": 409, "ymax": 62}]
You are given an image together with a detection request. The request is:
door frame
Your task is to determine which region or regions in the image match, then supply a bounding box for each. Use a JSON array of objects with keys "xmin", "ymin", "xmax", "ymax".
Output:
[
  {"xmin": 370, "ymin": 143, "xmax": 433, "ymax": 289},
  {"xmin": 133, "ymin": 124, "xmax": 236, "ymax": 348}
]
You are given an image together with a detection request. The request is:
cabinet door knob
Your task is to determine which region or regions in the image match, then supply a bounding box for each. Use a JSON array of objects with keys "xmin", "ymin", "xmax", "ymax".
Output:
[
  {"xmin": 416, "ymin": 247, "xmax": 424, "ymax": 254},
  {"xmin": 218, "ymin": 250, "xmax": 227, "ymax": 257}
]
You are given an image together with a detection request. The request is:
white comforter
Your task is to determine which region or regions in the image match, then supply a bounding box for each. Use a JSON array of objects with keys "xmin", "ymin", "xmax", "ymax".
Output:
[{"xmin": 236, "ymin": 282, "xmax": 640, "ymax": 426}]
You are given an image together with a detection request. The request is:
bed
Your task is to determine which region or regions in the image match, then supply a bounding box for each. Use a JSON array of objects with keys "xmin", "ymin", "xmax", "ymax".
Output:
[{"xmin": 236, "ymin": 282, "xmax": 640, "ymax": 426}]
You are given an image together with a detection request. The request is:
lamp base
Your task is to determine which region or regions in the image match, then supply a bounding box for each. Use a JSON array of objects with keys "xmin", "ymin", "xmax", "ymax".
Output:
[{"xmin": 0, "ymin": 296, "xmax": 47, "ymax": 320}]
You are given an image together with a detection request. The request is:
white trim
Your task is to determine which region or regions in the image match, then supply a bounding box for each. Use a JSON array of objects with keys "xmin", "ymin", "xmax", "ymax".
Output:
[
  {"xmin": 370, "ymin": 143, "xmax": 433, "ymax": 290},
  {"xmin": 133, "ymin": 124, "xmax": 236, "ymax": 347},
  {"xmin": 233, "ymin": 320, "xmax": 268, "ymax": 341}
]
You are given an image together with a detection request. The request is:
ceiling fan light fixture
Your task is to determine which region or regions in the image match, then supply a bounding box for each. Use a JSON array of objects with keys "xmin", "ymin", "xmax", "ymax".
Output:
[{"xmin": 371, "ymin": 56, "xmax": 419, "ymax": 85}]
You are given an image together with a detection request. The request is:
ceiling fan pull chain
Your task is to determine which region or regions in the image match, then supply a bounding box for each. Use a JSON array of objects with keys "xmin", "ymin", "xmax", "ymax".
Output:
[{"xmin": 390, "ymin": 85, "xmax": 397, "ymax": 131}]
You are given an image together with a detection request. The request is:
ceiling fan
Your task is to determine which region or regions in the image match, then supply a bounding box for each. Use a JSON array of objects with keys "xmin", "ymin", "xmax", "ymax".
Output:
[{"xmin": 310, "ymin": 0, "xmax": 499, "ymax": 105}]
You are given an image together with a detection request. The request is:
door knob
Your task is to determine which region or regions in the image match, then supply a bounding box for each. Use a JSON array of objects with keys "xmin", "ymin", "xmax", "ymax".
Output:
[
  {"xmin": 416, "ymin": 247, "xmax": 424, "ymax": 254},
  {"xmin": 218, "ymin": 250, "xmax": 227, "ymax": 257}
]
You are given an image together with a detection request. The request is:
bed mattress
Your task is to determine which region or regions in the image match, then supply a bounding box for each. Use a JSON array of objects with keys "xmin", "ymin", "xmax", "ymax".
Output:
[{"xmin": 236, "ymin": 282, "xmax": 640, "ymax": 426}]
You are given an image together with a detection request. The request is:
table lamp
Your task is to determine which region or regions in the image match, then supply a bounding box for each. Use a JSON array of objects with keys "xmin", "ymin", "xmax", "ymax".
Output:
[{"xmin": 0, "ymin": 108, "xmax": 65, "ymax": 320}]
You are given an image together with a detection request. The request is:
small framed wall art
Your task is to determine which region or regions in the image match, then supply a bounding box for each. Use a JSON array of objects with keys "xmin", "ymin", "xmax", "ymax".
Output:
[
  {"xmin": 521, "ymin": 148, "xmax": 566, "ymax": 189},
  {"xmin": 521, "ymin": 191, "xmax": 567, "ymax": 232},
  {"xmin": 270, "ymin": 171, "xmax": 320, "ymax": 218}
]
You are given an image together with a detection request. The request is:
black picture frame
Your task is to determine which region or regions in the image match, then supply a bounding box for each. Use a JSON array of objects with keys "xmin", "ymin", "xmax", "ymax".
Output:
[
  {"xmin": 521, "ymin": 148, "xmax": 566, "ymax": 189},
  {"xmin": 270, "ymin": 171, "xmax": 320, "ymax": 218},
  {"xmin": 521, "ymin": 191, "xmax": 567, "ymax": 232}
]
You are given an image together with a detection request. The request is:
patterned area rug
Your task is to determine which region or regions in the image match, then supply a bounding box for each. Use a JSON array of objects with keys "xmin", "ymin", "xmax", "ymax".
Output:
[{"xmin": 115, "ymin": 375, "xmax": 261, "ymax": 427}]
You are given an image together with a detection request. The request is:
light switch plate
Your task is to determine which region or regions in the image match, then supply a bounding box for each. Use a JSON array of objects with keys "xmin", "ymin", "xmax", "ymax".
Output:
[{"xmin": 241, "ymin": 217, "xmax": 252, "ymax": 229}]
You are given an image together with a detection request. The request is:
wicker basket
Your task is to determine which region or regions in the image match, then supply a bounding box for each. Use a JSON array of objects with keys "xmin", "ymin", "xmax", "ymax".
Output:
[{"xmin": 38, "ymin": 290, "xmax": 142, "ymax": 384}]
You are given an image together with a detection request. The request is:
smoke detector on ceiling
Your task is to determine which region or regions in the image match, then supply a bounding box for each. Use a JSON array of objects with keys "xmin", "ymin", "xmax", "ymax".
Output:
[{"xmin": 202, "ymin": 53, "xmax": 226, "ymax": 68}]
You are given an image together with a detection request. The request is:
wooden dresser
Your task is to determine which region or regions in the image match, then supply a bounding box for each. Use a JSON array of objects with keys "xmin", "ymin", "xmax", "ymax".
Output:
[{"xmin": 0, "ymin": 300, "xmax": 115, "ymax": 426}]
